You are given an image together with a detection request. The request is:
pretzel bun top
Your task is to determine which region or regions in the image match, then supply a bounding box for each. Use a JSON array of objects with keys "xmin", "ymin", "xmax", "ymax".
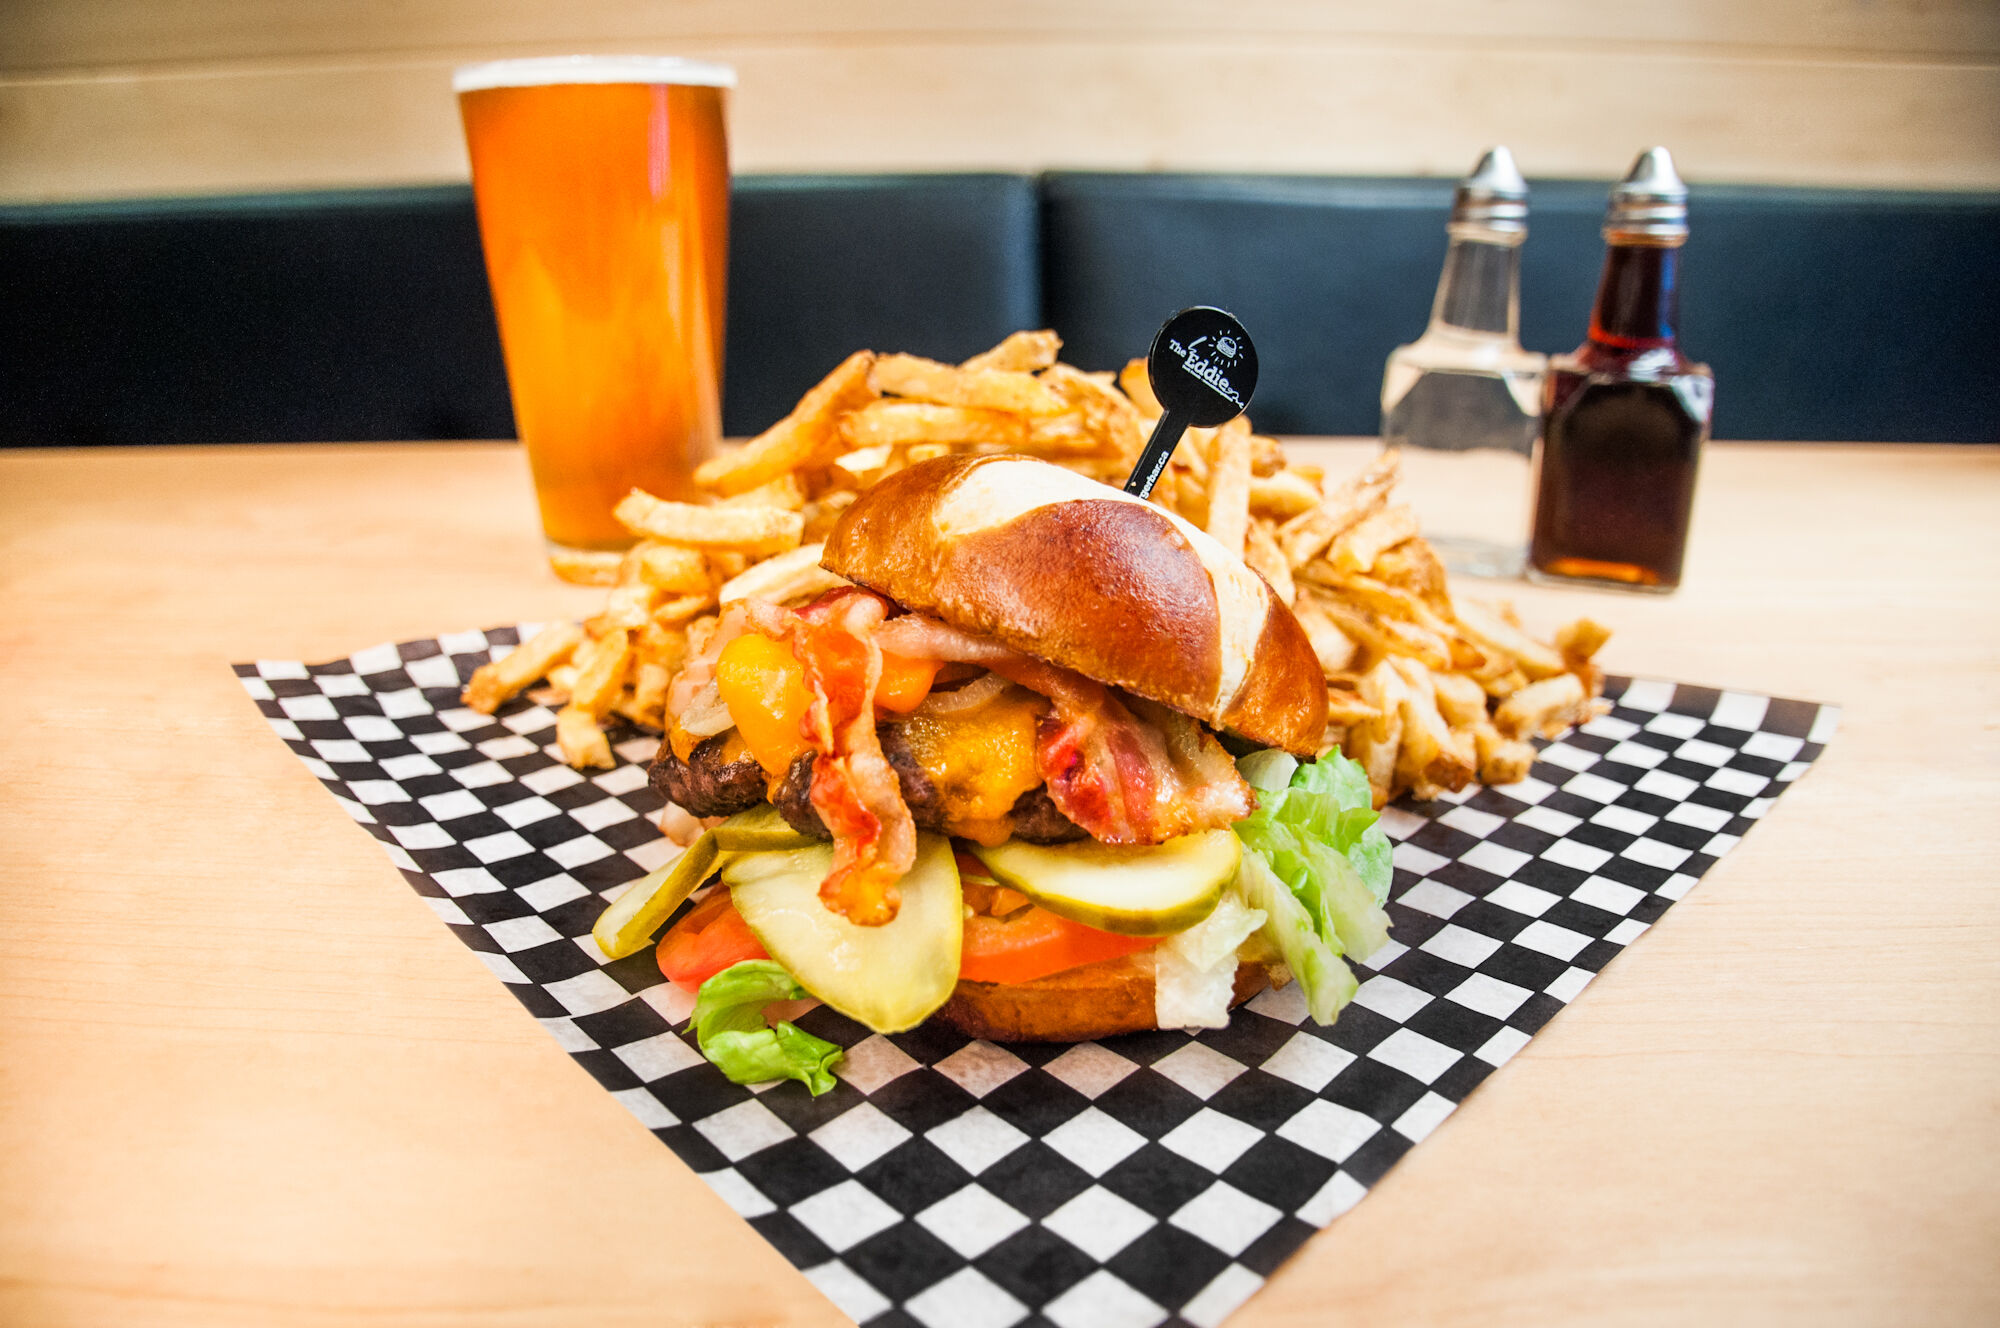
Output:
[{"xmin": 821, "ymin": 454, "xmax": 1327, "ymax": 757}]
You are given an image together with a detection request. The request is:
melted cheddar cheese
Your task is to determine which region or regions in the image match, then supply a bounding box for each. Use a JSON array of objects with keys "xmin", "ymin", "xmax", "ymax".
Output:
[{"xmin": 898, "ymin": 688, "xmax": 1047, "ymax": 845}]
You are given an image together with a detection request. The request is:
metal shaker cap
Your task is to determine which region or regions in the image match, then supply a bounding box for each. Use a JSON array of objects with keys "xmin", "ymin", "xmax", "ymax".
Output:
[
  {"xmin": 1606, "ymin": 146, "xmax": 1689, "ymax": 243},
  {"xmin": 1450, "ymin": 146, "xmax": 1528, "ymax": 236}
]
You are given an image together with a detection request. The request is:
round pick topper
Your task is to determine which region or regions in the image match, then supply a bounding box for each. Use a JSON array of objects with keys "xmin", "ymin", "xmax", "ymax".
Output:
[{"xmin": 1124, "ymin": 306, "xmax": 1259, "ymax": 498}]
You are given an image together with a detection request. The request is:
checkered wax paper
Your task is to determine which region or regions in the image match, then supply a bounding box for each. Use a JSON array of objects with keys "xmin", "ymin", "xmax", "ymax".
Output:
[{"xmin": 237, "ymin": 627, "xmax": 1837, "ymax": 1328}]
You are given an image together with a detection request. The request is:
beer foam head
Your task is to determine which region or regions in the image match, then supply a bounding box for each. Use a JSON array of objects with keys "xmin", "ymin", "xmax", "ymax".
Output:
[{"xmin": 453, "ymin": 56, "xmax": 736, "ymax": 93}]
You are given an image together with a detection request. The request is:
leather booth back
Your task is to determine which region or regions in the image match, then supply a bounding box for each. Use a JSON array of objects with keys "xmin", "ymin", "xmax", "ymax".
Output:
[
  {"xmin": 3, "ymin": 173, "xmax": 1992, "ymax": 445},
  {"xmin": 1042, "ymin": 173, "xmax": 1999, "ymax": 443}
]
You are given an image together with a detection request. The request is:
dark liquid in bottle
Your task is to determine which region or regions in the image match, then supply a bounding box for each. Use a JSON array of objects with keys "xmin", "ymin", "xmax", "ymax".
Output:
[
  {"xmin": 1529, "ymin": 243, "xmax": 1710, "ymax": 591},
  {"xmin": 1530, "ymin": 373, "xmax": 1703, "ymax": 587}
]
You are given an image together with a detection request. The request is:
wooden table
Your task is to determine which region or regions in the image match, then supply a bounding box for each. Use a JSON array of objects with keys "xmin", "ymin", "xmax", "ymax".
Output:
[{"xmin": 3, "ymin": 441, "xmax": 1995, "ymax": 1327}]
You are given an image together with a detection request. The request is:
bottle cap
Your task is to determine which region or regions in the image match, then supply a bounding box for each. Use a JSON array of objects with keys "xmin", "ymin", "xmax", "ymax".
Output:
[
  {"xmin": 1451, "ymin": 146, "xmax": 1528, "ymax": 236},
  {"xmin": 1606, "ymin": 146, "xmax": 1689, "ymax": 243}
]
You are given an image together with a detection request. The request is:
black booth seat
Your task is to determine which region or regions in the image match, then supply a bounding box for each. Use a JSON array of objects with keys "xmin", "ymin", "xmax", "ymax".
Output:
[
  {"xmin": 1, "ymin": 187, "xmax": 515, "ymax": 446},
  {"xmin": 1040, "ymin": 173, "xmax": 2000, "ymax": 443},
  {"xmin": 0, "ymin": 175, "xmax": 1042, "ymax": 447},
  {"xmin": 2, "ymin": 172, "xmax": 1994, "ymax": 447},
  {"xmin": 724, "ymin": 174, "xmax": 1041, "ymax": 437}
]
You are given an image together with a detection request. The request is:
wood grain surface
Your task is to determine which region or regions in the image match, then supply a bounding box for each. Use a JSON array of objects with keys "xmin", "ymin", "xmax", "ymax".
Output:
[
  {"xmin": 1, "ymin": 440, "xmax": 1996, "ymax": 1327},
  {"xmin": 3, "ymin": 0, "xmax": 1998, "ymax": 202}
]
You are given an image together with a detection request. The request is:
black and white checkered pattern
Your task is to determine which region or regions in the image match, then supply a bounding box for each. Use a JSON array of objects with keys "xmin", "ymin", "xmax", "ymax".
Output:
[{"xmin": 237, "ymin": 630, "xmax": 1837, "ymax": 1328}]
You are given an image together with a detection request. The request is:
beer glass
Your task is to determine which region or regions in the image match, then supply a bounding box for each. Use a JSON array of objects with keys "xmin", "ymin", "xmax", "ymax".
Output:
[{"xmin": 455, "ymin": 56, "xmax": 733, "ymax": 577}]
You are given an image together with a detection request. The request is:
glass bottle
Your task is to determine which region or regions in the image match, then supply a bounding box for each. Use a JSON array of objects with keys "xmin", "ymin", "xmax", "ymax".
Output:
[
  {"xmin": 1381, "ymin": 146, "xmax": 1547, "ymax": 579},
  {"xmin": 1528, "ymin": 147, "xmax": 1713, "ymax": 592}
]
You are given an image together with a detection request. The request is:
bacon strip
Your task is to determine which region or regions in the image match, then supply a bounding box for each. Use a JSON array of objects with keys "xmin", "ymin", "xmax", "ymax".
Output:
[
  {"xmin": 750, "ymin": 590, "xmax": 915, "ymax": 926},
  {"xmin": 871, "ymin": 613, "xmax": 1254, "ymax": 843}
]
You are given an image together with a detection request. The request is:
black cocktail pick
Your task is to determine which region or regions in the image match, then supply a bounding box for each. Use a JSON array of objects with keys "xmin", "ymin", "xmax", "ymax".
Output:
[{"xmin": 1123, "ymin": 306, "xmax": 1259, "ymax": 499}]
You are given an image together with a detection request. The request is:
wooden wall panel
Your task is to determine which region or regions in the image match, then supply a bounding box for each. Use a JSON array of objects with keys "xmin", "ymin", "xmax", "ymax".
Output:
[{"xmin": 2, "ymin": 2, "xmax": 1996, "ymax": 202}]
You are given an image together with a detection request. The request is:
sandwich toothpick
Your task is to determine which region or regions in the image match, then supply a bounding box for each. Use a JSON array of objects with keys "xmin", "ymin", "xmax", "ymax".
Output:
[{"xmin": 1124, "ymin": 306, "xmax": 1259, "ymax": 499}]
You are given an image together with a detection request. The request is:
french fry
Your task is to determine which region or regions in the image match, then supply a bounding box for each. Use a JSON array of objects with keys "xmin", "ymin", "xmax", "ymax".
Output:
[
  {"xmin": 556, "ymin": 704, "xmax": 614, "ymax": 769},
  {"xmin": 1430, "ymin": 670, "xmax": 1490, "ymax": 729},
  {"xmin": 614, "ymin": 491, "xmax": 804, "ymax": 557},
  {"xmin": 1019, "ymin": 413, "xmax": 1104, "ymax": 458},
  {"xmin": 633, "ymin": 544, "xmax": 711, "ymax": 594},
  {"xmin": 1324, "ymin": 688, "xmax": 1382, "ymax": 728},
  {"xmin": 1300, "ymin": 568, "xmax": 1459, "ymax": 645},
  {"xmin": 618, "ymin": 659, "xmax": 672, "ymax": 731},
  {"xmin": 1493, "ymin": 672, "xmax": 1591, "ymax": 740},
  {"xmin": 568, "ymin": 630, "xmax": 633, "ymax": 720},
  {"xmin": 652, "ymin": 593, "xmax": 714, "ymax": 626},
  {"xmin": 635, "ymin": 622, "xmax": 689, "ymax": 676},
  {"xmin": 1291, "ymin": 598, "xmax": 1358, "ymax": 675},
  {"xmin": 840, "ymin": 400, "xmax": 1027, "ymax": 450},
  {"xmin": 1249, "ymin": 469, "xmax": 1322, "ymax": 519},
  {"xmin": 870, "ymin": 353, "xmax": 1066, "ymax": 415},
  {"xmin": 1328, "ymin": 504, "xmax": 1421, "ymax": 574},
  {"xmin": 695, "ymin": 350, "xmax": 877, "ymax": 495},
  {"xmin": 1040, "ymin": 364, "xmax": 1145, "ymax": 460},
  {"xmin": 961, "ymin": 329, "xmax": 1062, "ymax": 373},
  {"xmin": 802, "ymin": 490, "xmax": 858, "ymax": 541},
  {"xmin": 718, "ymin": 542, "xmax": 850, "ymax": 607},
  {"xmin": 1350, "ymin": 660, "xmax": 1408, "ymax": 806},
  {"xmin": 1249, "ymin": 433, "xmax": 1285, "ymax": 478},
  {"xmin": 1118, "ymin": 357, "xmax": 1163, "ymax": 416},
  {"xmin": 1454, "ymin": 599, "xmax": 1567, "ymax": 680},
  {"xmin": 1204, "ymin": 420, "xmax": 1253, "ymax": 557},
  {"xmin": 587, "ymin": 582, "xmax": 659, "ymax": 635},
  {"xmin": 720, "ymin": 472, "xmax": 808, "ymax": 511},
  {"xmin": 461, "ymin": 621, "xmax": 584, "ymax": 714},
  {"xmin": 1388, "ymin": 658, "xmax": 1475, "ymax": 796},
  {"xmin": 546, "ymin": 549, "xmax": 623, "ymax": 587},
  {"xmin": 1372, "ymin": 538, "xmax": 1451, "ymax": 607},
  {"xmin": 1311, "ymin": 596, "xmax": 1452, "ymax": 672},
  {"xmin": 1473, "ymin": 719, "xmax": 1538, "ymax": 786},
  {"xmin": 1244, "ymin": 520, "xmax": 1296, "ymax": 606},
  {"xmin": 1278, "ymin": 448, "xmax": 1400, "ymax": 565},
  {"xmin": 830, "ymin": 444, "xmax": 899, "ymax": 489},
  {"xmin": 1556, "ymin": 617, "xmax": 1614, "ymax": 664}
]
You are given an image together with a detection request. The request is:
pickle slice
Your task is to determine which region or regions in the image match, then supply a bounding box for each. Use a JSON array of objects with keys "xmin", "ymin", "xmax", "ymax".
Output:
[
  {"xmin": 723, "ymin": 834, "xmax": 962, "ymax": 1034},
  {"xmin": 970, "ymin": 830, "xmax": 1239, "ymax": 937},
  {"xmin": 713, "ymin": 803, "xmax": 818, "ymax": 854},
  {"xmin": 592, "ymin": 831, "xmax": 736, "ymax": 960}
]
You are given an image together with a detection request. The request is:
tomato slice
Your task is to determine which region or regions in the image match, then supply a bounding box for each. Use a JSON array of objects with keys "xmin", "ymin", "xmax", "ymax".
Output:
[
  {"xmin": 960, "ymin": 904, "xmax": 1155, "ymax": 986},
  {"xmin": 657, "ymin": 890, "xmax": 769, "ymax": 989}
]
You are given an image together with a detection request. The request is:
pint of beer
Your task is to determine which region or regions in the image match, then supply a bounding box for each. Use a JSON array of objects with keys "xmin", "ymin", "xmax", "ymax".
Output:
[{"xmin": 455, "ymin": 57, "xmax": 733, "ymax": 572}]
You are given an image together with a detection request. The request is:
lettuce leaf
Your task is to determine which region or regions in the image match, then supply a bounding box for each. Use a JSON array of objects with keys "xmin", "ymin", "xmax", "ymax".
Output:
[
  {"xmin": 1235, "ymin": 850, "xmax": 1357, "ymax": 1024},
  {"xmin": 690, "ymin": 960, "xmax": 844, "ymax": 1095},
  {"xmin": 1232, "ymin": 750, "xmax": 1394, "ymax": 1024},
  {"xmin": 1154, "ymin": 888, "xmax": 1268, "ymax": 1030}
]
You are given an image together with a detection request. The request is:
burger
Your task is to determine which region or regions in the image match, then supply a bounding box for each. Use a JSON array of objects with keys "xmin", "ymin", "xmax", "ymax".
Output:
[{"xmin": 640, "ymin": 454, "xmax": 1392, "ymax": 1088}]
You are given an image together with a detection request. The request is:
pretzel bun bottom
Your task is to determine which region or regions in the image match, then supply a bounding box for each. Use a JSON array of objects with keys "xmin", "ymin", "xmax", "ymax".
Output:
[{"xmin": 934, "ymin": 954, "xmax": 1272, "ymax": 1043}]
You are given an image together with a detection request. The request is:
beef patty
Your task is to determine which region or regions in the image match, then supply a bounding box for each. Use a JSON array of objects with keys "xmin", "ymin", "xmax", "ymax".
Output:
[{"xmin": 649, "ymin": 726, "xmax": 1086, "ymax": 844}]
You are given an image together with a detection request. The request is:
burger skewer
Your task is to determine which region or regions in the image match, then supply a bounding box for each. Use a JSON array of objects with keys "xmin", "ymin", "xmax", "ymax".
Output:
[{"xmin": 1124, "ymin": 306, "xmax": 1259, "ymax": 499}]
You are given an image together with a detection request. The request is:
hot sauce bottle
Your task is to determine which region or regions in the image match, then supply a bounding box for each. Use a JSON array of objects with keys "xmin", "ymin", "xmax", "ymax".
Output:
[{"xmin": 1528, "ymin": 147, "xmax": 1713, "ymax": 592}]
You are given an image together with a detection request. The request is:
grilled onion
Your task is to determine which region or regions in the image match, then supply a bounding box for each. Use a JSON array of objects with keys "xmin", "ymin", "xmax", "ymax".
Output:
[{"xmin": 911, "ymin": 671, "xmax": 1010, "ymax": 719}]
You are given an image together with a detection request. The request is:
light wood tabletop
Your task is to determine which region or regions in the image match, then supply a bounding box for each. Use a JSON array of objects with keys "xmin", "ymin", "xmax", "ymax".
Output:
[{"xmin": 2, "ymin": 440, "xmax": 1995, "ymax": 1328}]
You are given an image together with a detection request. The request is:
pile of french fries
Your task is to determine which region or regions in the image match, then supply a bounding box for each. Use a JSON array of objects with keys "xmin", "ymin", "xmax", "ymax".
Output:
[{"xmin": 463, "ymin": 330, "xmax": 1609, "ymax": 808}]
